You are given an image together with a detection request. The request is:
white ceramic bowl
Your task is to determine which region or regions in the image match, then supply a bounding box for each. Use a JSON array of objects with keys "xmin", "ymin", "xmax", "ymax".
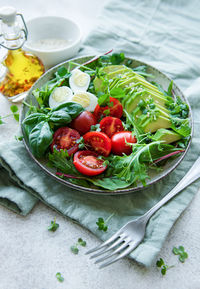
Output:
[{"xmin": 24, "ymin": 16, "xmax": 81, "ymax": 69}]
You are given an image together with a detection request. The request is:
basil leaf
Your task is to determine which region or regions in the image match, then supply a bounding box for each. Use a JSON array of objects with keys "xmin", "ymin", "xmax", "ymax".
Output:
[
  {"xmin": 52, "ymin": 102, "xmax": 84, "ymax": 118},
  {"xmin": 49, "ymin": 110, "xmax": 72, "ymax": 126},
  {"xmin": 22, "ymin": 113, "xmax": 47, "ymax": 125},
  {"xmin": 29, "ymin": 121, "xmax": 53, "ymax": 158}
]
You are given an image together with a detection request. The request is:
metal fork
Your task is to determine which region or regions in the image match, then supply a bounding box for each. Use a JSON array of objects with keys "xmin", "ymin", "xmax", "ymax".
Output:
[{"xmin": 86, "ymin": 157, "xmax": 200, "ymax": 268}]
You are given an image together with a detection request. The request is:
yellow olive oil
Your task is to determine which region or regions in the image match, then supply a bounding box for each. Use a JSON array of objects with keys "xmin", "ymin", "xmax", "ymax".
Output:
[{"xmin": 0, "ymin": 49, "xmax": 44, "ymax": 98}]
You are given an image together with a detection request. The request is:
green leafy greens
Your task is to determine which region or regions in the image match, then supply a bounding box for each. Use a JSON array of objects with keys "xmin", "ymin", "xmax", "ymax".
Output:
[{"xmin": 22, "ymin": 102, "xmax": 84, "ymax": 158}]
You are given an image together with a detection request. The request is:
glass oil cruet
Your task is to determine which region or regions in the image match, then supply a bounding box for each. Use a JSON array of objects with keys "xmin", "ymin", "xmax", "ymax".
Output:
[{"xmin": 0, "ymin": 6, "xmax": 45, "ymax": 102}]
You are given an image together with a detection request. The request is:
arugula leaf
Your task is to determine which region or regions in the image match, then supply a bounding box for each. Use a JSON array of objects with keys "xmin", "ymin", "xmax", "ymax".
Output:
[
  {"xmin": 48, "ymin": 149, "xmax": 78, "ymax": 175},
  {"xmin": 33, "ymin": 66, "xmax": 71, "ymax": 107},
  {"xmin": 171, "ymin": 118, "xmax": 191, "ymax": 137},
  {"xmin": 110, "ymin": 53, "xmax": 125, "ymax": 65},
  {"xmin": 132, "ymin": 65, "xmax": 154, "ymax": 78}
]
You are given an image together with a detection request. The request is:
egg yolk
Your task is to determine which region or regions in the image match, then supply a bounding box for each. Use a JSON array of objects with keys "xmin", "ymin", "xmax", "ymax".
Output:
[
  {"xmin": 73, "ymin": 71, "xmax": 88, "ymax": 87},
  {"xmin": 52, "ymin": 87, "xmax": 71, "ymax": 102},
  {"xmin": 72, "ymin": 92, "xmax": 90, "ymax": 108}
]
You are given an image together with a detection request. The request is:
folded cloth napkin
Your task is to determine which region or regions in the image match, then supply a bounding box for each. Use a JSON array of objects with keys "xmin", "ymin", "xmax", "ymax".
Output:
[{"xmin": 0, "ymin": 0, "xmax": 200, "ymax": 267}]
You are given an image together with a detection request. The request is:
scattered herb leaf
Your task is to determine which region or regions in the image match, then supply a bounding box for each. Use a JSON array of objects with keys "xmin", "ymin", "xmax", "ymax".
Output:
[
  {"xmin": 172, "ymin": 246, "xmax": 188, "ymax": 263},
  {"xmin": 96, "ymin": 213, "xmax": 114, "ymax": 232},
  {"xmin": 48, "ymin": 217, "xmax": 59, "ymax": 232},
  {"xmin": 56, "ymin": 272, "xmax": 64, "ymax": 282},
  {"xmin": 156, "ymin": 258, "xmax": 173, "ymax": 276},
  {"xmin": 71, "ymin": 238, "xmax": 87, "ymax": 254}
]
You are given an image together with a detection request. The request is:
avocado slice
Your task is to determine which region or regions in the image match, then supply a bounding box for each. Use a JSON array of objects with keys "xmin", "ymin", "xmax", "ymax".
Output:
[
  {"xmin": 138, "ymin": 115, "xmax": 172, "ymax": 133},
  {"xmin": 124, "ymin": 90, "xmax": 168, "ymax": 113},
  {"xmin": 153, "ymin": 128, "xmax": 182, "ymax": 144}
]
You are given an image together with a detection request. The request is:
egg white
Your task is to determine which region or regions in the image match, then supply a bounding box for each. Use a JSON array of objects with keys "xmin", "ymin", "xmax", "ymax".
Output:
[
  {"xmin": 69, "ymin": 69, "xmax": 90, "ymax": 93},
  {"xmin": 49, "ymin": 86, "xmax": 73, "ymax": 109},
  {"xmin": 71, "ymin": 91, "xmax": 98, "ymax": 112}
]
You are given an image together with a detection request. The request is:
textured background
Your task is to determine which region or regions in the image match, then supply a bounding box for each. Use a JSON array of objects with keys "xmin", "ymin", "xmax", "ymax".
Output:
[{"xmin": 0, "ymin": 0, "xmax": 200, "ymax": 288}]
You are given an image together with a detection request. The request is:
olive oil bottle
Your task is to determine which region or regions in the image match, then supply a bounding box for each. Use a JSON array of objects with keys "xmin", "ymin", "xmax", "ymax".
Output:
[
  {"xmin": 0, "ymin": 6, "xmax": 45, "ymax": 101},
  {"xmin": 0, "ymin": 49, "xmax": 44, "ymax": 99}
]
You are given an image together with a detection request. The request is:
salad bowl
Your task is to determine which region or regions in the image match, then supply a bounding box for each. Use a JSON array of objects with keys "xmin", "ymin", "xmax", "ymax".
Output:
[{"xmin": 20, "ymin": 55, "xmax": 193, "ymax": 195}]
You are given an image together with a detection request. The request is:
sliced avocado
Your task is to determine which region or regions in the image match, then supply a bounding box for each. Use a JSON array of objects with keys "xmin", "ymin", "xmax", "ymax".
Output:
[
  {"xmin": 125, "ymin": 90, "xmax": 168, "ymax": 113},
  {"xmin": 107, "ymin": 67, "xmax": 131, "ymax": 80},
  {"xmin": 117, "ymin": 76, "xmax": 161, "ymax": 93},
  {"xmin": 153, "ymin": 128, "xmax": 182, "ymax": 144},
  {"xmin": 132, "ymin": 105, "xmax": 169, "ymax": 120},
  {"xmin": 140, "ymin": 115, "xmax": 172, "ymax": 133},
  {"xmin": 100, "ymin": 65, "xmax": 126, "ymax": 74}
]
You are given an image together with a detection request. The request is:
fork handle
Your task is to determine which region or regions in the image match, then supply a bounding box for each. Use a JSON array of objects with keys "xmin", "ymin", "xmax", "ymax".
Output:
[{"xmin": 143, "ymin": 156, "xmax": 200, "ymax": 221}]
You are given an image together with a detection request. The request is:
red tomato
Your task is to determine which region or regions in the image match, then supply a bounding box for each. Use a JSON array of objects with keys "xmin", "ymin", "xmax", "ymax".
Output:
[
  {"xmin": 83, "ymin": 131, "xmax": 111, "ymax": 157},
  {"xmin": 73, "ymin": 150, "xmax": 107, "ymax": 176},
  {"xmin": 51, "ymin": 127, "xmax": 80, "ymax": 156},
  {"xmin": 111, "ymin": 131, "xmax": 137, "ymax": 155},
  {"xmin": 94, "ymin": 97, "xmax": 123, "ymax": 120},
  {"xmin": 70, "ymin": 111, "xmax": 97, "ymax": 135},
  {"xmin": 99, "ymin": 116, "xmax": 124, "ymax": 138}
]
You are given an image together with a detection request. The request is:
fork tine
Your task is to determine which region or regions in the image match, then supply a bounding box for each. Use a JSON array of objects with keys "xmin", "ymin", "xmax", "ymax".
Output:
[
  {"xmin": 99, "ymin": 242, "xmax": 138, "ymax": 269},
  {"xmin": 85, "ymin": 230, "xmax": 122, "ymax": 255},
  {"xmin": 90, "ymin": 233, "xmax": 127, "ymax": 259},
  {"xmin": 94, "ymin": 238, "xmax": 131, "ymax": 264}
]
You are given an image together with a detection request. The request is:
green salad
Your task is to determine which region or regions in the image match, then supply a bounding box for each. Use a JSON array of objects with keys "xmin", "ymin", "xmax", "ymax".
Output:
[{"xmin": 22, "ymin": 52, "xmax": 191, "ymax": 191}]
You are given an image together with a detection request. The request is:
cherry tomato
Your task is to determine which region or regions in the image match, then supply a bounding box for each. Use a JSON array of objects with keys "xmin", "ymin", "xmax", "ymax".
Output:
[
  {"xmin": 83, "ymin": 131, "xmax": 111, "ymax": 157},
  {"xmin": 111, "ymin": 131, "xmax": 137, "ymax": 155},
  {"xmin": 70, "ymin": 111, "xmax": 97, "ymax": 135},
  {"xmin": 51, "ymin": 127, "xmax": 80, "ymax": 156},
  {"xmin": 73, "ymin": 150, "xmax": 107, "ymax": 176},
  {"xmin": 94, "ymin": 97, "xmax": 123, "ymax": 120},
  {"xmin": 99, "ymin": 116, "xmax": 124, "ymax": 138}
]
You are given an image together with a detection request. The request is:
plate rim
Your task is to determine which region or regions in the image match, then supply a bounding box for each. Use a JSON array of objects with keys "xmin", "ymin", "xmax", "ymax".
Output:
[{"xmin": 20, "ymin": 55, "xmax": 193, "ymax": 195}]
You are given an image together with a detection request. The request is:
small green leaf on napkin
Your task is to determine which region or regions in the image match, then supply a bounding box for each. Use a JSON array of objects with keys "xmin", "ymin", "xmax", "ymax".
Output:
[
  {"xmin": 172, "ymin": 246, "xmax": 188, "ymax": 263},
  {"xmin": 56, "ymin": 272, "xmax": 64, "ymax": 282},
  {"xmin": 96, "ymin": 213, "xmax": 114, "ymax": 232},
  {"xmin": 48, "ymin": 217, "xmax": 59, "ymax": 232}
]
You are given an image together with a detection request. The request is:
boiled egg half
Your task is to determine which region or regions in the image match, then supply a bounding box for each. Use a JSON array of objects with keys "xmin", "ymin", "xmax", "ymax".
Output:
[
  {"xmin": 49, "ymin": 86, "xmax": 73, "ymax": 109},
  {"xmin": 71, "ymin": 91, "xmax": 98, "ymax": 112},
  {"xmin": 69, "ymin": 69, "xmax": 90, "ymax": 93}
]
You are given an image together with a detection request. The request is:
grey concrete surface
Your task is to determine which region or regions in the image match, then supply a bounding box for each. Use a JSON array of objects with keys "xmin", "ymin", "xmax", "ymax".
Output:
[{"xmin": 0, "ymin": 1, "xmax": 200, "ymax": 288}]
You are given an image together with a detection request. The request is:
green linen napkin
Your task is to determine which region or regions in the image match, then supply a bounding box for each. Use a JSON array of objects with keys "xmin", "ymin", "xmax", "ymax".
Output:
[{"xmin": 0, "ymin": 0, "xmax": 200, "ymax": 266}]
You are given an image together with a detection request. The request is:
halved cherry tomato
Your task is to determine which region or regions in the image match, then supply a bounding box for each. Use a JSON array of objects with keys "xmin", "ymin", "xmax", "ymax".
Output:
[
  {"xmin": 73, "ymin": 150, "xmax": 107, "ymax": 176},
  {"xmin": 83, "ymin": 131, "xmax": 111, "ymax": 157},
  {"xmin": 111, "ymin": 131, "xmax": 137, "ymax": 155},
  {"xmin": 94, "ymin": 97, "xmax": 123, "ymax": 121},
  {"xmin": 70, "ymin": 111, "xmax": 97, "ymax": 135},
  {"xmin": 51, "ymin": 127, "xmax": 80, "ymax": 156},
  {"xmin": 99, "ymin": 116, "xmax": 124, "ymax": 138}
]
